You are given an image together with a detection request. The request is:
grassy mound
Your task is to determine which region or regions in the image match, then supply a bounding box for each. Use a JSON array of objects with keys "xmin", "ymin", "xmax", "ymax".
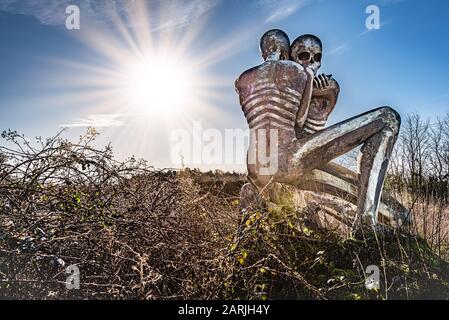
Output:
[
  {"xmin": 0, "ymin": 130, "xmax": 448, "ymax": 299},
  {"xmin": 225, "ymin": 205, "xmax": 449, "ymax": 300}
]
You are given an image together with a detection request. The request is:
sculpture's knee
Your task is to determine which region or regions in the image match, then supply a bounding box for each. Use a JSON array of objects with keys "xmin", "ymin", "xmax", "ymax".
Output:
[{"xmin": 379, "ymin": 106, "xmax": 401, "ymax": 134}]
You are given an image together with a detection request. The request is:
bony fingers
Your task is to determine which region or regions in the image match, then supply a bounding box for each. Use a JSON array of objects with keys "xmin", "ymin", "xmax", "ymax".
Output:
[
  {"xmin": 322, "ymin": 74, "xmax": 330, "ymax": 87},
  {"xmin": 316, "ymin": 74, "xmax": 322, "ymax": 88},
  {"xmin": 319, "ymin": 76, "xmax": 326, "ymax": 89},
  {"xmin": 319, "ymin": 74, "xmax": 328, "ymax": 88}
]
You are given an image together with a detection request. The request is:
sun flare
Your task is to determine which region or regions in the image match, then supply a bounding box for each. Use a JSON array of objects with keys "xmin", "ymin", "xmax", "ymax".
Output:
[
  {"xmin": 122, "ymin": 55, "xmax": 194, "ymax": 115},
  {"xmin": 54, "ymin": 0, "xmax": 252, "ymax": 141}
]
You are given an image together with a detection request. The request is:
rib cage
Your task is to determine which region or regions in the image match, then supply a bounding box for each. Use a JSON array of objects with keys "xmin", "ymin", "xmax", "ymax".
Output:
[
  {"xmin": 303, "ymin": 117, "xmax": 326, "ymax": 135},
  {"xmin": 242, "ymin": 81, "xmax": 302, "ymax": 130}
]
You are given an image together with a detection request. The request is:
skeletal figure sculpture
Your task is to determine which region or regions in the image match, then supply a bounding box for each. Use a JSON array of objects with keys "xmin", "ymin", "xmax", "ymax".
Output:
[
  {"xmin": 236, "ymin": 30, "xmax": 410, "ymax": 230},
  {"xmin": 290, "ymin": 35, "xmax": 339, "ymax": 138},
  {"xmin": 236, "ymin": 29, "xmax": 314, "ymax": 188},
  {"xmin": 236, "ymin": 29, "xmax": 314, "ymax": 184}
]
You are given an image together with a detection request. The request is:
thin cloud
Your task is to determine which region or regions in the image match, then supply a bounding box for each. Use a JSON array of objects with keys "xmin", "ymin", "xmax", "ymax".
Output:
[
  {"xmin": 0, "ymin": 0, "xmax": 127, "ymax": 25},
  {"xmin": 329, "ymin": 19, "xmax": 392, "ymax": 57},
  {"xmin": 60, "ymin": 113, "xmax": 134, "ymax": 128},
  {"xmin": 328, "ymin": 44, "xmax": 349, "ymax": 56},
  {"xmin": 258, "ymin": 0, "xmax": 307, "ymax": 23},
  {"xmin": 266, "ymin": 3, "xmax": 301, "ymax": 22},
  {"xmin": 358, "ymin": 19, "xmax": 392, "ymax": 37},
  {"xmin": 0, "ymin": 0, "xmax": 219, "ymax": 29}
]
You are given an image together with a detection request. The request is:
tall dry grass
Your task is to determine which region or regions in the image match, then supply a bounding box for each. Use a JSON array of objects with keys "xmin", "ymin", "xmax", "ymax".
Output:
[
  {"xmin": 386, "ymin": 112, "xmax": 449, "ymax": 259},
  {"xmin": 0, "ymin": 116, "xmax": 448, "ymax": 300}
]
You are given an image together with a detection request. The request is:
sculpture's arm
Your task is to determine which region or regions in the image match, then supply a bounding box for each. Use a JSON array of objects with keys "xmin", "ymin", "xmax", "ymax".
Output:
[
  {"xmin": 295, "ymin": 67, "xmax": 314, "ymax": 132},
  {"xmin": 312, "ymin": 74, "xmax": 339, "ymax": 108},
  {"xmin": 299, "ymin": 74, "xmax": 339, "ymax": 137}
]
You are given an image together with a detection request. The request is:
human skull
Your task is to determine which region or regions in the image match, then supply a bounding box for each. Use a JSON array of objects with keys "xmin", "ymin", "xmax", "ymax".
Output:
[
  {"xmin": 290, "ymin": 34, "xmax": 322, "ymax": 75},
  {"xmin": 260, "ymin": 29, "xmax": 290, "ymax": 61}
]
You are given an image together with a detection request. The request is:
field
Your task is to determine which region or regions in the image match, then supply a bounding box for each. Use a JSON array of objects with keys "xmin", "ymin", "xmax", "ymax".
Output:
[{"xmin": 1, "ymin": 121, "xmax": 449, "ymax": 300}]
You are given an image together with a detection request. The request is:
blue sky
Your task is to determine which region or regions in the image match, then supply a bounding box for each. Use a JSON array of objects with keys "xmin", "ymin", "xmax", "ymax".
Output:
[{"xmin": 0, "ymin": 0, "xmax": 448, "ymax": 170}]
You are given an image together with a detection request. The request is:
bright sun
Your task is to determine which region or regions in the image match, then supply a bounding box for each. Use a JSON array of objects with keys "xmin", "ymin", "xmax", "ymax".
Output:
[
  {"xmin": 123, "ymin": 55, "xmax": 193, "ymax": 115},
  {"xmin": 57, "ymin": 0, "xmax": 245, "ymax": 129}
]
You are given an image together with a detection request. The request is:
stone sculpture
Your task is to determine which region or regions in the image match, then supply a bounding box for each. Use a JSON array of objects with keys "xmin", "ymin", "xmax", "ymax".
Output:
[{"xmin": 236, "ymin": 29, "xmax": 411, "ymax": 231}]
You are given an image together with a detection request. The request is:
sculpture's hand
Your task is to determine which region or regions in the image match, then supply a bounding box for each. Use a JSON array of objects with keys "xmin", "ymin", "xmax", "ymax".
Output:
[
  {"xmin": 297, "ymin": 74, "xmax": 340, "ymax": 138},
  {"xmin": 312, "ymin": 74, "xmax": 339, "ymax": 100},
  {"xmin": 313, "ymin": 73, "xmax": 331, "ymax": 90}
]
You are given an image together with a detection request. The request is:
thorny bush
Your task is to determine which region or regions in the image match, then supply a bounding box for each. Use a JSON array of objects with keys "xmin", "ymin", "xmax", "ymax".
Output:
[{"xmin": 0, "ymin": 129, "xmax": 448, "ymax": 300}]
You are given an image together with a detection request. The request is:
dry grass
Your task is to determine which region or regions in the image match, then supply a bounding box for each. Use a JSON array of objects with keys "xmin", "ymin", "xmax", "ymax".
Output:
[{"xmin": 0, "ymin": 128, "xmax": 448, "ymax": 300}]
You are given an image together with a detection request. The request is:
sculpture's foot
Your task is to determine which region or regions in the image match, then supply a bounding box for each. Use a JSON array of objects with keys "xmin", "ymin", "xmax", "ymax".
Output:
[
  {"xmin": 350, "ymin": 213, "xmax": 394, "ymax": 239},
  {"xmin": 239, "ymin": 182, "xmax": 266, "ymax": 211},
  {"xmin": 350, "ymin": 213, "xmax": 373, "ymax": 237},
  {"xmin": 298, "ymin": 167, "xmax": 412, "ymax": 229}
]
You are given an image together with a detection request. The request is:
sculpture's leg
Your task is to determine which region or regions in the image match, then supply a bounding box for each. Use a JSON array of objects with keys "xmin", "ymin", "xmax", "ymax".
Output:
[
  {"xmin": 297, "ymin": 167, "xmax": 411, "ymax": 228},
  {"xmin": 286, "ymin": 106, "xmax": 400, "ymax": 228},
  {"xmin": 354, "ymin": 127, "xmax": 398, "ymax": 227},
  {"xmin": 241, "ymin": 165, "xmax": 410, "ymax": 229},
  {"xmin": 300, "ymin": 190, "xmax": 356, "ymax": 228},
  {"xmin": 320, "ymin": 161, "xmax": 359, "ymax": 185}
]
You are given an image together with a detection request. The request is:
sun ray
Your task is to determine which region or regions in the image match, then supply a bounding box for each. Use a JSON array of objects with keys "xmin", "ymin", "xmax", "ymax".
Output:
[{"xmin": 46, "ymin": 0, "xmax": 256, "ymax": 168}]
